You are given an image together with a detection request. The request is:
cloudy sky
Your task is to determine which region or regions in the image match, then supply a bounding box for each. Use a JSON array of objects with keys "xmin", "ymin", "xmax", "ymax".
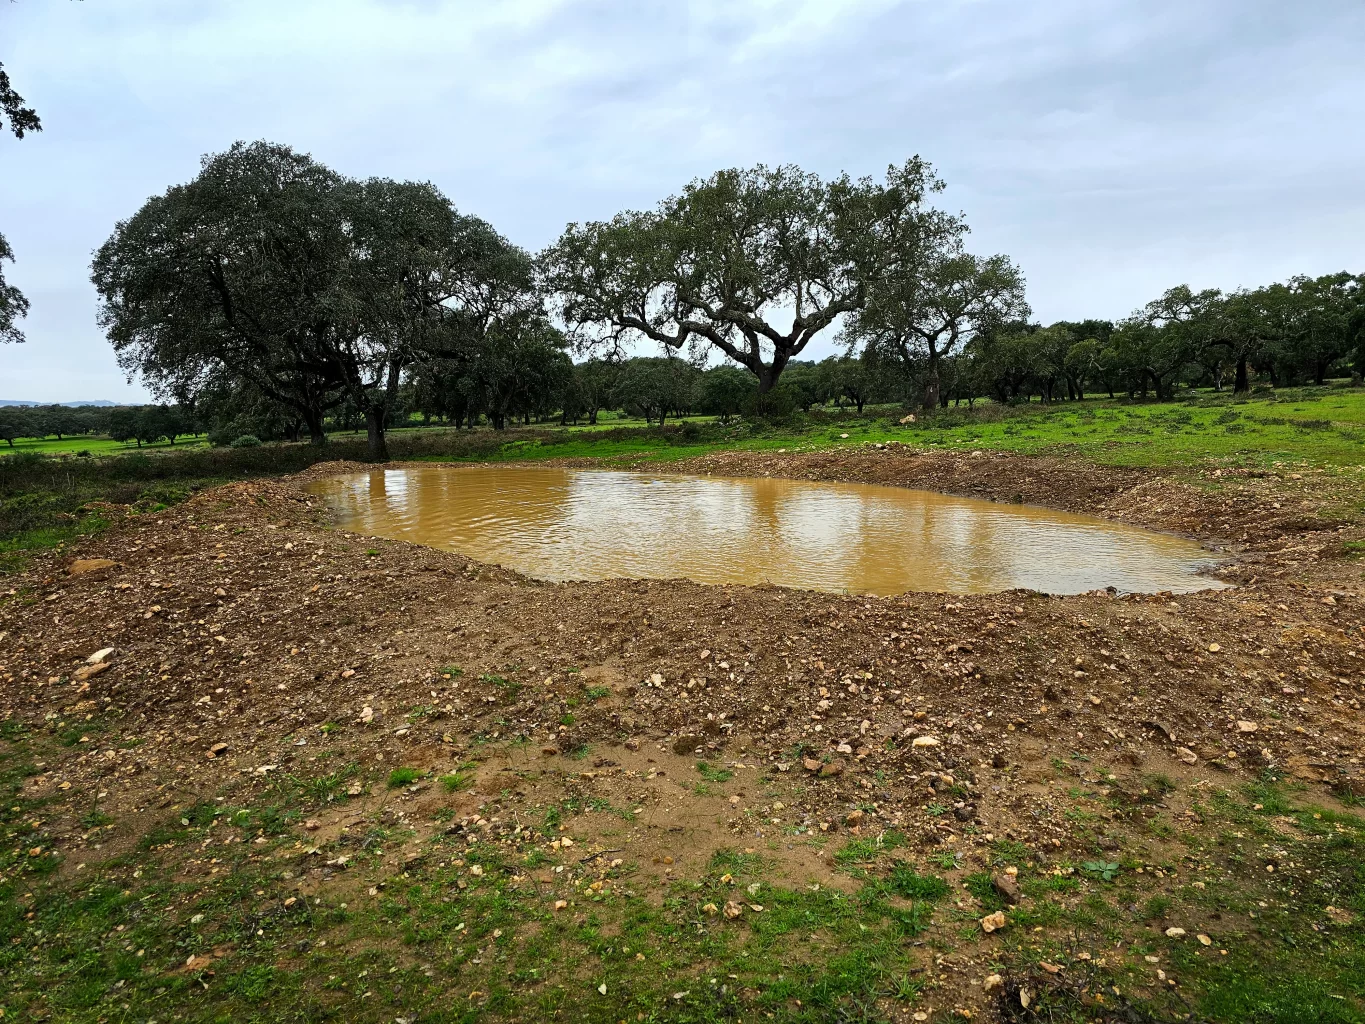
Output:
[{"xmin": 1, "ymin": 0, "xmax": 1362, "ymax": 403}]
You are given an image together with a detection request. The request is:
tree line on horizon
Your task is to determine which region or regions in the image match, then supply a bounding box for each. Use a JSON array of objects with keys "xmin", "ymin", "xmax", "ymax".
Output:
[{"xmin": 1, "ymin": 137, "xmax": 1360, "ymax": 457}]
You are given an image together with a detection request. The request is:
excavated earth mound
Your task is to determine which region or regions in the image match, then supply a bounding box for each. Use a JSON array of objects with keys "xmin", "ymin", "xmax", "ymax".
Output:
[{"xmin": 2, "ymin": 449, "xmax": 1362, "ymax": 1021}]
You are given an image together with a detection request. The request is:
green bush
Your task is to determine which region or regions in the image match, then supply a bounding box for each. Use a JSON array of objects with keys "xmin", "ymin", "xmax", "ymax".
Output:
[{"xmin": 230, "ymin": 434, "xmax": 262, "ymax": 448}]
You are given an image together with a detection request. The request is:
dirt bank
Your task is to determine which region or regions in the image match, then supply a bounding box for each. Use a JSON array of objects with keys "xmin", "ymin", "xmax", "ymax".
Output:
[{"xmin": 2, "ymin": 448, "xmax": 1362, "ymax": 1020}]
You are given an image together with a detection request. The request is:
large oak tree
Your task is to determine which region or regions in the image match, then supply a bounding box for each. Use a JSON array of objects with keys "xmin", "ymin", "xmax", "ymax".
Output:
[
  {"xmin": 93, "ymin": 141, "xmax": 529, "ymax": 459},
  {"xmin": 543, "ymin": 158, "xmax": 955, "ymax": 398},
  {"xmin": 845, "ymin": 247, "xmax": 1029, "ymax": 409}
]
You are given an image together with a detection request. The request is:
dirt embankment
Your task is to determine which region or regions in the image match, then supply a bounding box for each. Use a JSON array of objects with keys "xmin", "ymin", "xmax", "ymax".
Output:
[{"xmin": 1, "ymin": 449, "xmax": 1362, "ymax": 1017}]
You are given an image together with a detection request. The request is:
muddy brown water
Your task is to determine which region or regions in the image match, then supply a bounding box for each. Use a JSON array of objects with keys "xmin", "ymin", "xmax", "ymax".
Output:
[{"xmin": 307, "ymin": 465, "xmax": 1228, "ymax": 596}]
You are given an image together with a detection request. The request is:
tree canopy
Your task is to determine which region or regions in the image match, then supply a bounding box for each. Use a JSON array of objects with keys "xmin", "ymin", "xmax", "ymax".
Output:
[
  {"xmin": 543, "ymin": 158, "xmax": 956, "ymax": 399},
  {"xmin": 0, "ymin": 61, "xmax": 40, "ymax": 345},
  {"xmin": 92, "ymin": 141, "xmax": 540, "ymax": 459}
]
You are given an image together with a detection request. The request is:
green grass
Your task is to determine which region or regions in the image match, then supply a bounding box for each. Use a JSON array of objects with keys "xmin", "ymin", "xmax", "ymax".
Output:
[
  {"xmin": 439, "ymin": 771, "xmax": 473, "ymax": 793},
  {"xmin": 695, "ymin": 761, "xmax": 734, "ymax": 784},
  {"xmin": 3, "ymin": 718, "xmax": 1364, "ymax": 1022},
  {"xmin": 404, "ymin": 384, "xmax": 1365, "ymax": 472},
  {"xmin": 387, "ymin": 766, "xmax": 421, "ymax": 788},
  {"xmin": 0, "ymin": 433, "xmax": 211, "ymax": 457}
]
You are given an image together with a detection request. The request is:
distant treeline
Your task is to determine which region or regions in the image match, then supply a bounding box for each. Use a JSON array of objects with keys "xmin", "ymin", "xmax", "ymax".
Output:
[
  {"xmin": 74, "ymin": 140, "xmax": 1364, "ymax": 458},
  {"xmin": 0, "ymin": 403, "xmax": 197, "ymax": 448}
]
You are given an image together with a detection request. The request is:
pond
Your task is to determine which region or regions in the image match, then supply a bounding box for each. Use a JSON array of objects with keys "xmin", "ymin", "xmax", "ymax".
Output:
[{"xmin": 306, "ymin": 465, "xmax": 1228, "ymax": 596}]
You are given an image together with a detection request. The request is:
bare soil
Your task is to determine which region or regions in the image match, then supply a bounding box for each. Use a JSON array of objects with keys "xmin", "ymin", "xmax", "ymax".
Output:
[{"xmin": 3, "ymin": 448, "xmax": 1363, "ymax": 1020}]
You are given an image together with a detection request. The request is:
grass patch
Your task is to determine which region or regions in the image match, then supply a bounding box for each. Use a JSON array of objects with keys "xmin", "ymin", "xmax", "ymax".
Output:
[
  {"xmin": 883, "ymin": 862, "xmax": 951, "ymax": 901},
  {"xmin": 439, "ymin": 771, "xmax": 472, "ymax": 793},
  {"xmin": 387, "ymin": 766, "xmax": 420, "ymax": 788},
  {"xmin": 695, "ymin": 761, "xmax": 734, "ymax": 783}
]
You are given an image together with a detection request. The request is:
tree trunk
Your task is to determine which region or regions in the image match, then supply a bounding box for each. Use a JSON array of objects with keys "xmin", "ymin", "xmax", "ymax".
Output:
[
  {"xmin": 1234, "ymin": 356, "xmax": 1249, "ymax": 394},
  {"xmin": 923, "ymin": 362, "xmax": 941, "ymax": 411},
  {"xmin": 365, "ymin": 407, "xmax": 389, "ymax": 462}
]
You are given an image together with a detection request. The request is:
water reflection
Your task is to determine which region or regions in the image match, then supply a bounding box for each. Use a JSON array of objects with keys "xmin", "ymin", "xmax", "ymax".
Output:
[{"xmin": 306, "ymin": 466, "xmax": 1228, "ymax": 596}]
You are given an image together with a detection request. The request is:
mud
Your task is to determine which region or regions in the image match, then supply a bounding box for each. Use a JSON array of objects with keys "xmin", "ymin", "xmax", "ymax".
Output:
[{"xmin": 2, "ymin": 447, "xmax": 1362, "ymax": 1018}]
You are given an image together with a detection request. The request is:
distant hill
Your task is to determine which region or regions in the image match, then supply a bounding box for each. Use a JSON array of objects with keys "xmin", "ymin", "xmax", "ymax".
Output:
[{"xmin": 0, "ymin": 399, "xmax": 118, "ymax": 407}]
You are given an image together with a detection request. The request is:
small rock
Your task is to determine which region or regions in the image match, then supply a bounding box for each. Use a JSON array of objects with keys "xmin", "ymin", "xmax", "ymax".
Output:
[
  {"xmin": 1236, "ymin": 720, "xmax": 1258, "ymax": 733},
  {"xmin": 802, "ymin": 758, "xmax": 822, "ymax": 772},
  {"xmin": 673, "ymin": 735, "xmax": 703, "ymax": 755},
  {"xmin": 1208, "ymin": 643, "xmax": 1221, "ymax": 653},
  {"xmin": 982, "ymin": 974, "xmax": 1003, "ymax": 994},
  {"xmin": 1164, "ymin": 927, "xmax": 1186, "ymax": 938},
  {"xmin": 73, "ymin": 662, "xmax": 110, "ymax": 682},
  {"xmin": 723, "ymin": 901, "xmax": 743, "ymax": 919},
  {"xmin": 69, "ymin": 558, "xmax": 118, "ymax": 575},
  {"xmin": 304, "ymin": 819, "xmax": 321, "ymax": 831},
  {"xmin": 624, "ymin": 738, "xmax": 641, "ymax": 752},
  {"xmin": 911, "ymin": 735, "xmax": 940, "ymax": 748},
  {"xmin": 1177, "ymin": 747, "xmax": 1199, "ymax": 764},
  {"xmin": 86, "ymin": 648, "xmax": 116, "ymax": 665},
  {"xmin": 980, "ymin": 910, "xmax": 1008, "ymax": 933},
  {"xmin": 1197, "ymin": 933, "xmax": 1212, "ymax": 945},
  {"xmin": 991, "ymin": 873, "xmax": 1021, "ymax": 905},
  {"xmin": 1142, "ymin": 720, "xmax": 1178, "ymax": 743},
  {"xmin": 845, "ymin": 809, "xmax": 865, "ymax": 827},
  {"xmin": 819, "ymin": 760, "xmax": 843, "ymax": 777},
  {"xmin": 206, "ymin": 742, "xmax": 229, "ymax": 759}
]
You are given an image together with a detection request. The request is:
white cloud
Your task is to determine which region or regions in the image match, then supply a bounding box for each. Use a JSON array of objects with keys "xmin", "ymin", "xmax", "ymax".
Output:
[{"xmin": 1, "ymin": 0, "xmax": 1362, "ymax": 400}]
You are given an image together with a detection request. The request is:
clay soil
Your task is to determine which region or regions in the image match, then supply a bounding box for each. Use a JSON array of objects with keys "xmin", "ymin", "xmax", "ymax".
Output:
[{"xmin": 3, "ymin": 448, "xmax": 1363, "ymax": 1021}]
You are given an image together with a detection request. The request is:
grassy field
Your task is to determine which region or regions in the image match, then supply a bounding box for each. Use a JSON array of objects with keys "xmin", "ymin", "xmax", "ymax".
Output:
[
  {"xmin": 1, "ymin": 433, "xmax": 210, "ymax": 456},
  {"xmin": 434, "ymin": 386, "xmax": 1365, "ymax": 471},
  {"xmin": 9, "ymin": 386, "xmax": 1364, "ymax": 467},
  {"xmin": 3, "ymin": 717, "xmax": 1361, "ymax": 1023}
]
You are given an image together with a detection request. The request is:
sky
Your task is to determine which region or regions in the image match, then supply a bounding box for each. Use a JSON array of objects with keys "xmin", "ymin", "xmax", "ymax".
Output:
[{"xmin": 1, "ymin": 0, "xmax": 1363, "ymax": 404}]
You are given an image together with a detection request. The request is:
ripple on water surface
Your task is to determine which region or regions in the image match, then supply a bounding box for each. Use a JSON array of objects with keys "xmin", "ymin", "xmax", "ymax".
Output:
[{"xmin": 306, "ymin": 465, "xmax": 1228, "ymax": 597}]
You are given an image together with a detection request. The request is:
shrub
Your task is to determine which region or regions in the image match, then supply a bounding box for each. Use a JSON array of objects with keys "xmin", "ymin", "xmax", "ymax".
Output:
[{"xmin": 230, "ymin": 434, "xmax": 262, "ymax": 448}]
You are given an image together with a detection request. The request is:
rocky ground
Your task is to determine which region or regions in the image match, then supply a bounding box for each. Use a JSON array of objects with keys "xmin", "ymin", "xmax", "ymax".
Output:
[{"xmin": 1, "ymin": 448, "xmax": 1362, "ymax": 1023}]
